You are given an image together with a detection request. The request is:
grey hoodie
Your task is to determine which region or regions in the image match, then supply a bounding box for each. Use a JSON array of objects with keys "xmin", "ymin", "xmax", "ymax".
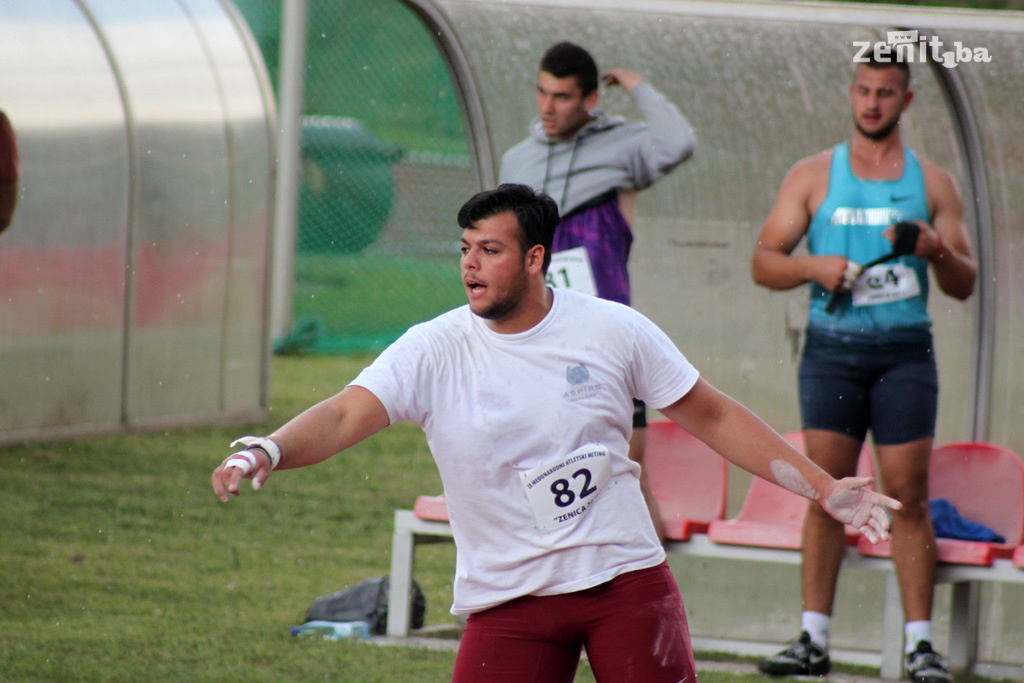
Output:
[{"xmin": 499, "ymin": 82, "xmax": 696, "ymax": 216}]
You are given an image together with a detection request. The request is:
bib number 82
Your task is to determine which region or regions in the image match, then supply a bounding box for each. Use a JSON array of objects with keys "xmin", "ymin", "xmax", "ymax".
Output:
[{"xmin": 550, "ymin": 468, "xmax": 597, "ymax": 507}]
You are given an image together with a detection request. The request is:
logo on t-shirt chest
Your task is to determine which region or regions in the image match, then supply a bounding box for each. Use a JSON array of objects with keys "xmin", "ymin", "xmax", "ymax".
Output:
[{"xmin": 562, "ymin": 363, "xmax": 603, "ymax": 401}]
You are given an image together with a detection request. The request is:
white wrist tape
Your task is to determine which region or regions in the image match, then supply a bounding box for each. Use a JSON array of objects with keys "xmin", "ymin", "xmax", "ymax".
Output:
[
  {"xmin": 842, "ymin": 260, "xmax": 863, "ymax": 291},
  {"xmin": 230, "ymin": 436, "xmax": 282, "ymax": 470},
  {"xmin": 224, "ymin": 451, "xmax": 257, "ymax": 475}
]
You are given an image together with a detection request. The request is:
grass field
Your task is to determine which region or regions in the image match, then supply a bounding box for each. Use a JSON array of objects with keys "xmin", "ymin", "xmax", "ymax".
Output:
[
  {"xmin": 1, "ymin": 354, "xmax": 1009, "ymax": 682},
  {"xmin": 0, "ymin": 354, "xmax": 460, "ymax": 682}
]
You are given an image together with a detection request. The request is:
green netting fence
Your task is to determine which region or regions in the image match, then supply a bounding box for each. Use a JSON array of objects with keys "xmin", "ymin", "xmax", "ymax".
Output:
[{"xmin": 233, "ymin": 0, "xmax": 475, "ymax": 354}]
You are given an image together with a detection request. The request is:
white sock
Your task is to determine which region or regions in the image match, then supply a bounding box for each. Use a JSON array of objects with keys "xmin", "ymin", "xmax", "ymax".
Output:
[
  {"xmin": 905, "ymin": 621, "xmax": 931, "ymax": 654},
  {"xmin": 802, "ymin": 611, "xmax": 830, "ymax": 649}
]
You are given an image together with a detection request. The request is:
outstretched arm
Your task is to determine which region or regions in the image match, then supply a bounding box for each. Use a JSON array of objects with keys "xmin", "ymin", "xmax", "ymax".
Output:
[
  {"xmin": 211, "ymin": 385, "xmax": 390, "ymax": 502},
  {"xmin": 658, "ymin": 379, "xmax": 901, "ymax": 541}
]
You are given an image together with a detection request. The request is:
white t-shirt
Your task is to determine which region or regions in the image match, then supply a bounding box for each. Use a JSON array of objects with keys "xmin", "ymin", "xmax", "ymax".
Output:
[{"xmin": 351, "ymin": 288, "xmax": 700, "ymax": 614}]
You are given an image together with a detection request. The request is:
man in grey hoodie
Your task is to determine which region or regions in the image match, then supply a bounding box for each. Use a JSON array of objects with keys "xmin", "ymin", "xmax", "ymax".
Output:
[{"xmin": 499, "ymin": 41, "xmax": 696, "ymax": 538}]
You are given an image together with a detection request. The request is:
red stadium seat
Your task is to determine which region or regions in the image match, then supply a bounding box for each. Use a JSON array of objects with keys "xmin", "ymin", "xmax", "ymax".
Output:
[
  {"xmin": 413, "ymin": 494, "xmax": 449, "ymax": 522},
  {"xmin": 644, "ymin": 419, "xmax": 728, "ymax": 541},
  {"xmin": 1013, "ymin": 544, "xmax": 1024, "ymax": 569},
  {"xmin": 858, "ymin": 442, "xmax": 1024, "ymax": 566},
  {"xmin": 707, "ymin": 431, "xmax": 874, "ymax": 550}
]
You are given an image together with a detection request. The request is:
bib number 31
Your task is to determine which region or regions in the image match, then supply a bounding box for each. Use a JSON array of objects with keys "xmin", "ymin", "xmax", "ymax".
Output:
[
  {"xmin": 520, "ymin": 444, "xmax": 611, "ymax": 531},
  {"xmin": 546, "ymin": 247, "xmax": 597, "ymax": 297}
]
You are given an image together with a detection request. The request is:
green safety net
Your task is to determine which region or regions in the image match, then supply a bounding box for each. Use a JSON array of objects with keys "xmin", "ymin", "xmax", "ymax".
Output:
[{"xmin": 233, "ymin": 0, "xmax": 474, "ymax": 354}]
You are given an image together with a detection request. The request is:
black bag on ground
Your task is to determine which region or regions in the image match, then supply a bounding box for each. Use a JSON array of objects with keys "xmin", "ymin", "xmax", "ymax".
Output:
[{"xmin": 305, "ymin": 575, "xmax": 426, "ymax": 635}]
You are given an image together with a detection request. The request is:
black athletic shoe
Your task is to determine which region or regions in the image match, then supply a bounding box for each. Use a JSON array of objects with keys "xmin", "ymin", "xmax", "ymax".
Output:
[
  {"xmin": 905, "ymin": 640, "xmax": 952, "ymax": 683},
  {"xmin": 757, "ymin": 631, "xmax": 831, "ymax": 677}
]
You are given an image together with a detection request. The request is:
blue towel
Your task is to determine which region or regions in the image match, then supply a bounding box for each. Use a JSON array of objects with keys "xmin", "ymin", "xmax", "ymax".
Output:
[{"xmin": 930, "ymin": 498, "xmax": 1005, "ymax": 544}]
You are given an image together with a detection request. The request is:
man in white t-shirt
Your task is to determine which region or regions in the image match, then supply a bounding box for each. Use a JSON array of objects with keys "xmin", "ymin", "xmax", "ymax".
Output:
[{"xmin": 212, "ymin": 184, "xmax": 900, "ymax": 683}]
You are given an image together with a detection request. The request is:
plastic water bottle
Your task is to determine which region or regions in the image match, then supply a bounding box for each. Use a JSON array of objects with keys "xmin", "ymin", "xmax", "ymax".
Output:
[{"xmin": 290, "ymin": 620, "xmax": 372, "ymax": 640}]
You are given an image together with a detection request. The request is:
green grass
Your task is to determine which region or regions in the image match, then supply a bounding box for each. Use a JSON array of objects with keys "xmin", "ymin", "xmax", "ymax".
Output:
[
  {"xmin": 1, "ymin": 354, "xmax": 1011, "ymax": 682},
  {"xmin": 0, "ymin": 354, "xmax": 456, "ymax": 682}
]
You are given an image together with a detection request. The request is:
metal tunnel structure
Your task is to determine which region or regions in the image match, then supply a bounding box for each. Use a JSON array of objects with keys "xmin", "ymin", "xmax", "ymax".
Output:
[{"xmin": 0, "ymin": 0, "xmax": 275, "ymax": 441}]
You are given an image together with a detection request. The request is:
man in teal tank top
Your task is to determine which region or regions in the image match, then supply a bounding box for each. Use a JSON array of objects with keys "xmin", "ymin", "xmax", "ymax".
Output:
[{"xmin": 751, "ymin": 55, "xmax": 977, "ymax": 683}]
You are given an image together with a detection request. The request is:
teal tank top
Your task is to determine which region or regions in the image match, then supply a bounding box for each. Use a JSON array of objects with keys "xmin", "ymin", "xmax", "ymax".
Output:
[{"xmin": 807, "ymin": 142, "xmax": 931, "ymax": 334}]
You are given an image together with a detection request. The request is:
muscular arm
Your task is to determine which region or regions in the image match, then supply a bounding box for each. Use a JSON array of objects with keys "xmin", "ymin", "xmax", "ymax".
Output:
[
  {"xmin": 659, "ymin": 379, "xmax": 900, "ymax": 538},
  {"xmin": 660, "ymin": 379, "xmax": 832, "ymax": 494},
  {"xmin": 919, "ymin": 161, "xmax": 976, "ymax": 300},
  {"xmin": 751, "ymin": 153, "xmax": 851, "ymax": 293},
  {"xmin": 268, "ymin": 385, "xmax": 391, "ymax": 469},
  {"xmin": 212, "ymin": 385, "xmax": 391, "ymax": 501}
]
